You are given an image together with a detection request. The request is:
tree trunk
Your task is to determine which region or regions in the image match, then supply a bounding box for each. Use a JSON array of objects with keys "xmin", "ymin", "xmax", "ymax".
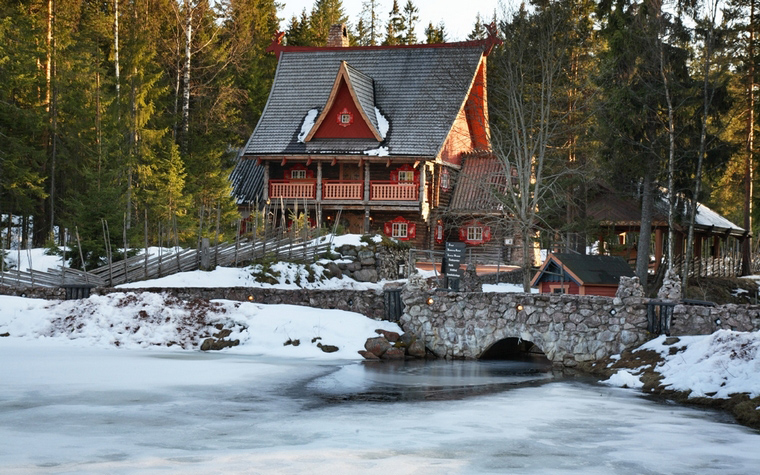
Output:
[
  {"xmin": 182, "ymin": 0, "xmax": 192, "ymax": 155},
  {"xmin": 636, "ymin": 171, "xmax": 655, "ymax": 290},
  {"xmin": 742, "ymin": 0, "xmax": 756, "ymax": 276}
]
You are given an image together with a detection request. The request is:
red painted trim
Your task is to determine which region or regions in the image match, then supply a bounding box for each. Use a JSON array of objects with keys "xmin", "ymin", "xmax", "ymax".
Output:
[{"xmin": 268, "ymin": 39, "xmax": 493, "ymax": 60}]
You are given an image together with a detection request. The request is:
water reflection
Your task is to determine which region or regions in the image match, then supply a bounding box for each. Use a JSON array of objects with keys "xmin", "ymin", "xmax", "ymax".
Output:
[{"xmin": 308, "ymin": 357, "xmax": 555, "ymax": 403}]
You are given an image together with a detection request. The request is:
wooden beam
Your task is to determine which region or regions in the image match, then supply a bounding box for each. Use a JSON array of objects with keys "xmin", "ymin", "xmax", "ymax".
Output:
[
  {"xmin": 386, "ymin": 158, "xmax": 391, "ymax": 168},
  {"xmin": 358, "ymin": 158, "xmax": 364, "ymax": 168},
  {"xmin": 306, "ymin": 157, "xmax": 312, "ymax": 166},
  {"xmin": 413, "ymin": 160, "xmax": 420, "ymax": 168},
  {"xmin": 331, "ymin": 157, "xmax": 337, "ymax": 166},
  {"xmin": 256, "ymin": 157, "xmax": 262, "ymax": 165},
  {"xmin": 281, "ymin": 157, "xmax": 287, "ymax": 166}
]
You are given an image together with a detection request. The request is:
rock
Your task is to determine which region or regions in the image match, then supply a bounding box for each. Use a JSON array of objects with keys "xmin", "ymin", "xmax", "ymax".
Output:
[
  {"xmin": 407, "ymin": 339, "xmax": 426, "ymax": 358},
  {"xmin": 381, "ymin": 347, "xmax": 405, "ymax": 359},
  {"xmin": 365, "ymin": 336, "xmax": 391, "ymax": 357},
  {"xmin": 0, "ymin": 332, "xmax": 9, "ymax": 337},
  {"xmin": 213, "ymin": 329, "xmax": 232, "ymax": 339},
  {"xmin": 353, "ymin": 268, "xmax": 378, "ymax": 283},
  {"xmin": 317, "ymin": 343, "xmax": 338, "ymax": 353},
  {"xmin": 201, "ymin": 338, "xmax": 240, "ymax": 351},
  {"xmin": 326, "ymin": 262, "xmax": 343, "ymax": 278},
  {"xmin": 375, "ymin": 329, "xmax": 400, "ymax": 342},
  {"xmin": 664, "ymin": 336, "xmax": 681, "ymax": 345},
  {"xmin": 358, "ymin": 350, "xmax": 379, "ymax": 359},
  {"xmin": 399, "ymin": 332, "xmax": 416, "ymax": 347},
  {"xmin": 360, "ymin": 258, "xmax": 376, "ymax": 266}
]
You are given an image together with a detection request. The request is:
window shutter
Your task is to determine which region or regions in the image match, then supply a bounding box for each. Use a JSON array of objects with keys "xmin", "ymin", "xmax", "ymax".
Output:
[
  {"xmin": 483, "ymin": 226, "xmax": 491, "ymax": 242},
  {"xmin": 390, "ymin": 170, "xmax": 398, "ymax": 183},
  {"xmin": 408, "ymin": 223, "xmax": 416, "ymax": 240},
  {"xmin": 459, "ymin": 227, "xmax": 467, "ymax": 242},
  {"xmin": 384, "ymin": 222, "xmax": 393, "ymax": 236}
]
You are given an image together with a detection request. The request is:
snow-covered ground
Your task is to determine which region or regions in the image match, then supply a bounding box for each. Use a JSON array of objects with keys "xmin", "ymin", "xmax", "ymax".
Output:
[{"xmin": 604, "ymin": 331, "xmax": 760, "ymax": 399}]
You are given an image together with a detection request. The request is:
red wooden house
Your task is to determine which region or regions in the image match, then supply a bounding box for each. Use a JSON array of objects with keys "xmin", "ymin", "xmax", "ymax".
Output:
[
  {"xmin": 231, "ymin": 24, "xmax": 514, "ymax": 260},
  {"xmin": 530, "ymin": 253, "xmax": 635, "ymax": 297}
]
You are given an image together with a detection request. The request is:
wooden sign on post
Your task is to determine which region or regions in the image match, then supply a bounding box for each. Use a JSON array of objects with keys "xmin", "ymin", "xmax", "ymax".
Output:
[{"xmin": 444, "ymin": 242, "xmax": 466, "ymax": 291}]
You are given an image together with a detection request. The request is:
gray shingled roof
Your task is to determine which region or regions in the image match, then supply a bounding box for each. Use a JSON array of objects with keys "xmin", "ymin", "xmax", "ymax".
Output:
[
  {"xmin": 448, "ymin": 156, "xmax": 506, "ymax": 212},
  {"xmin": 230, "ymin": 154, "xmax": 264, "ymax": 205},
  {"xmin": 532, "ymin": 253, "xmax": 635, "ymax": 287},
  {"xmin": 344, "ymin": 63, "xmax": 379, "ymax": 134},
  {"xmin": 243, "ymin": 44, "xmax": 485, "ymax": 157}
]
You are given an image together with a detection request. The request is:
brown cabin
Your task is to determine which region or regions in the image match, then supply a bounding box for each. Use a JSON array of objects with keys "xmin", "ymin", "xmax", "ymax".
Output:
[
  {"xmin": 531, "ymin": 253, "xmax": 635, "ymax": 297},
  {"xmin": 231, "ymin": 24, "xmax": 519, "ymax": 263}
]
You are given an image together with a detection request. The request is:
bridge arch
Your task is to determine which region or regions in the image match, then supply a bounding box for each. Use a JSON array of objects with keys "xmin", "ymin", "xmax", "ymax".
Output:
[{"xmin": 479, "ymin": 337, "xmax": 550, "ymax": 364}]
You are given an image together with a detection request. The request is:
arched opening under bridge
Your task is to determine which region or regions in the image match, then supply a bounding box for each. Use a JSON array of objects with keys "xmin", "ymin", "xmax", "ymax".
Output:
[{"xmin": 479, "ymin": 337, "xmax": 551, "ymax": 365}]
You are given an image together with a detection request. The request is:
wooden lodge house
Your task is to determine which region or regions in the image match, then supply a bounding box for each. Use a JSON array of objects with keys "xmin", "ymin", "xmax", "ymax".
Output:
[{"xmin": 231, "ymin": 24, "xmax": 520, "ymax": 264}]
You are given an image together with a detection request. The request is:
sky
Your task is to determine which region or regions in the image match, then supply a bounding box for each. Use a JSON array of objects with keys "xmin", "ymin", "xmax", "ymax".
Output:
[{"xmin": 278, "ymin": 0, "xmax": 507, "ymax": 42}]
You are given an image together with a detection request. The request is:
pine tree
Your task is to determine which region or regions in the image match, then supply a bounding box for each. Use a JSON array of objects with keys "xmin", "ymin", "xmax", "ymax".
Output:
[
  {"xmin": 401, "ymin": 0, "xmax": 419, "ymax": 45},
  {"xmin": 468, "ymin": 13, "xmax": 486, "ymax": 40},
  {"xmin": 310, "ymin": 0, "xmax": 348, "ymax": 46},
  {"xmin": 360, "ymin": 0, "xmax": 382, "ymax": 45},
  {"xmin": 425, "ymin": 21, "xmax": 446, "ymax": 44},
  {"xmin": 383, "ymin": 0, "xmax": 404, "ymax": 45}
]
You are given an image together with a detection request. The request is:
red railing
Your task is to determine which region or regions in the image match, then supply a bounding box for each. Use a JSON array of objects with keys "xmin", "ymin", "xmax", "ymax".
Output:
[
  {"xmin": 370, "ymin": 181, "xmax": 419, "ymax": 201},
  {"xmin": 323, "ymin": 180, "xmax": 363, "ymax": 200},
  {"xmin": 269, "ymin": 180, "xmax": 316, "ymax": 199}
]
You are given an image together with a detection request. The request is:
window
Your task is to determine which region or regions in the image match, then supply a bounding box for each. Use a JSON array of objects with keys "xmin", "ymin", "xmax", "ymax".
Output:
[
  {"xmin": 392, "ymin": 222, "xmax": 408, "ymax": 238},
  {"xmin": 291, "ymin": 169, "xmax": 307, "ymax": 180},
  {"xmin": 398, "ymin": 170, "xmax": 415, "ymax": 182},
  {"xmin": 467, "ymin": 226, "xmax": 483, "ymax": 242},
  {"xmin": 440, "ymin": 169, "xmax": 450, "ymax": 191},
  {"xmin": 552, "ymin": 287, "xmax": 566, "ymax": 294},
  {"xmin": 337, "ymin": 108, "xmax": 353, "ymax": 127}
]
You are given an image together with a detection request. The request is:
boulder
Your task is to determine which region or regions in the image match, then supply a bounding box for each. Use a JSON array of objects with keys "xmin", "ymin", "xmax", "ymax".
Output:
[
  {"xmin": 375, "ymin": 329, "xmax": 400, "ymax": 342},
  {"xmin": 353, "ymin": 268, "xmax": 378, "ymax": 283},
  {"xmin": 381, "ymin": 347, "xmax": 406, "ymax": 360},
  {"xmin": 358, "ymin": 350, "xmax": 380, "ymax": 359},
  {"xmin": 364, "ymin": 336, "xmax": 391, "ymax": 357},
  {"xmin": 407, "ymin": 339, "xmax": 426, "ymax": 358}
]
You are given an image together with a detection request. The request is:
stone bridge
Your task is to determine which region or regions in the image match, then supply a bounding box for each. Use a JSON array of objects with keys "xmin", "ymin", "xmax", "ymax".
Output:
[{"xmin": 399, "ymin": 274, "xmax": 651, "ymax": 367}]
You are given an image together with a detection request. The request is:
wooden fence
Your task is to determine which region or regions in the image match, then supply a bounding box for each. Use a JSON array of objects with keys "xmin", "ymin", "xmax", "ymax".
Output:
[{"xmin": 0, "ymin": 232, "xmax": 330, "ymax": 289}]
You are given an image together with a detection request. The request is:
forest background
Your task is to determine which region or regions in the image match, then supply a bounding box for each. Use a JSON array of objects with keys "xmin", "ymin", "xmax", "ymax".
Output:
[{"xmin": 0, "ymin": 0, "xmax": 757, "ymax": 278}]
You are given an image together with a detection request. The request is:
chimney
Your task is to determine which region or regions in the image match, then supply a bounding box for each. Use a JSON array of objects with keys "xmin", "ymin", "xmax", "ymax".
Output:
[{"xmin": 327, "ymin": 23, "xmax": 349, "ymax": 47}]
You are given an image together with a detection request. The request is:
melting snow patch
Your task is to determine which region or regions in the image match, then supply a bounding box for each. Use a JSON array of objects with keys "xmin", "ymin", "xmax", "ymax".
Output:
[
  {"xmin": 297, "ymin": 109, "xmax": 319, "ymax": 143},
  {"xmin": 364, "ymin": 146, "xmax": 389, "ymax": 157},
  {"xmin": 603, "ymin": 369, "xmax": 644, "ymax": 389},
  {"xmin": 374, "ymin": 107, "xmax": 389, "ymax": 138}
]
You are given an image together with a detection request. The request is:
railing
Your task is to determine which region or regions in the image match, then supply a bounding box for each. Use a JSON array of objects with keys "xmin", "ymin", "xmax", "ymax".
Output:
[
  {"xmin": 269, "ymin": 180, "xmax": 316, "ymax": 199},
  {"xmin": 323, "ymin": 180, "xmax": 363, "ymax": 200},
  {"xmin": 371, "ymin": 181, "xmax": 418, "ymax": 201}
]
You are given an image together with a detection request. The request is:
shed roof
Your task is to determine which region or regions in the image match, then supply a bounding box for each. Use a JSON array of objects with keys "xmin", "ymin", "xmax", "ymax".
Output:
[
  {"xmin": 448, "ymin": 155, "xmax": 505, "ymax": 212},
  {"xmin": 530, "ymin": 253, "xmax": 635, "ymax": 288},
  {"xmin": 242, "ymin": 43, "xmax": 487, "ymax": 158}
]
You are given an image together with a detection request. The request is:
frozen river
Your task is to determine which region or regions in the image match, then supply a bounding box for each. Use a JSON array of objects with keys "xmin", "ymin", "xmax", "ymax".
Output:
[{"xmin": 1, "ymin": 339, "xmax": 758, "ymax": 474}]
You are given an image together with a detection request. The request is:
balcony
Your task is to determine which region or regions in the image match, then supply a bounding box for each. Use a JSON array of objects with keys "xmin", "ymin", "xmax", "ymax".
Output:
[
  {"xmin": 268, "ymin": 179, "xmax": 419, "ymax": 202},
  {"xmin": 323, "ymin": 180, "xmax": 363, "ymax": 200},
  {"xmin": 371, "ymin": 181, "xmax": 419, "ymax": 201},
  {"xmin": 269, "ymin": 180, "xmax": 316, "ymax": 199}
]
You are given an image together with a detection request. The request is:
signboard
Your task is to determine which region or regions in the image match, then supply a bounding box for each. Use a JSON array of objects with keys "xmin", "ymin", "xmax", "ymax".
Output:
[{"xmin": 444, "ymin": 242, "xmax": 466, "ymax": 291}]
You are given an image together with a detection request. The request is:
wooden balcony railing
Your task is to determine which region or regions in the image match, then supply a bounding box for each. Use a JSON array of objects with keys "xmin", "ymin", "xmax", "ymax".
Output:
[
  {"xmin": 323, "ymin": 180, "xmax": 363, "ymax": 200},
  {"xmin": 269, "ymin": 180, "xmax": 316, "ymax": 199},
  {"xmin": 370, "ymin": 181, "xmax": 419, "ymax": 201}
]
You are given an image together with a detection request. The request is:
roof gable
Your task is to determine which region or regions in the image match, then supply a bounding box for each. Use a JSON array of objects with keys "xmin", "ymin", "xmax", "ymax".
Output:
[
  {"xmin": 305, "ymin": 62, "xmax": 383, "ymax": 142},
  {"xmin": 243, "ymin": 43, "xmax": 487, "ymax": 158},
  {"xmin": 531, "ymin": 253, "xmax": 635, "ymax": 287}
]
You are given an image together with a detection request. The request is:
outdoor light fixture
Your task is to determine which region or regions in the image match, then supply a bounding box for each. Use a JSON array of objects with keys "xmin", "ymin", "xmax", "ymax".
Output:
[
  {"xmin": 610, "ymin": 309, "xmax": 617, "ymax": 316},
  {"xmin": 348, "ymin": 299, "xmax": 354, "ymax": 306},
  {"xmin": 517, "ymin": 305, "xmax": 524, "ymax": 311},
  {"xmin": 427, "ymin": 297, "xmax": 434, "ymax": 305},
  {"xmin": 715, "ymin": 318, "xmax": 722, "ymax": 326},
  {"xmin": 247, "ymin": 295, "xmax": 254, "ymax": 302}
]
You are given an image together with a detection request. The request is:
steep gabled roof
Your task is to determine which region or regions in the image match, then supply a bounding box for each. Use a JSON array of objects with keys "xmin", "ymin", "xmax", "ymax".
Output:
[
  {"xmin": 304, "ymin": 61, "xmax": 383, "ymax": 142},
  {"xmin": 242, "ymin": 43, "xmax": 487, "ymax": 158},
  {"xmin": 531, "ymin": 253, "xmax": 635, "ymax": 288}
]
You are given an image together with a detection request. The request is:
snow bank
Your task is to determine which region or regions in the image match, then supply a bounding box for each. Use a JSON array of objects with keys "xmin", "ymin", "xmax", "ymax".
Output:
[
  {"xmin": 605, "ymin": 330, "xmax": 760, "ymax": 399},
  {"xmin": 0, "ymin": 293, "xmax": 402, "ymax": 360}
]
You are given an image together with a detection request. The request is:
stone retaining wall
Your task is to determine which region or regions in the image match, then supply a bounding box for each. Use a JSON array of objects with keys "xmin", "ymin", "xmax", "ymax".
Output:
[{"xmin": 671, "ymin": 303, "xmax": 760, "ymax": 335}]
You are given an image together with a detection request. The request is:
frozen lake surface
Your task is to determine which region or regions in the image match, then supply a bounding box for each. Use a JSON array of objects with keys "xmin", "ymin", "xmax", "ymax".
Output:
[{"xmin": 1, "ymin": 340, "xmax": 758, "ymax": 474}]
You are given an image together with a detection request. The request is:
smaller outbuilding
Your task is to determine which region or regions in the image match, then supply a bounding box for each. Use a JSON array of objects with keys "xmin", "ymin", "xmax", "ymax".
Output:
[{"xmin": 531, "ymin": 253, "xmax": 635, "ymax": 297}]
